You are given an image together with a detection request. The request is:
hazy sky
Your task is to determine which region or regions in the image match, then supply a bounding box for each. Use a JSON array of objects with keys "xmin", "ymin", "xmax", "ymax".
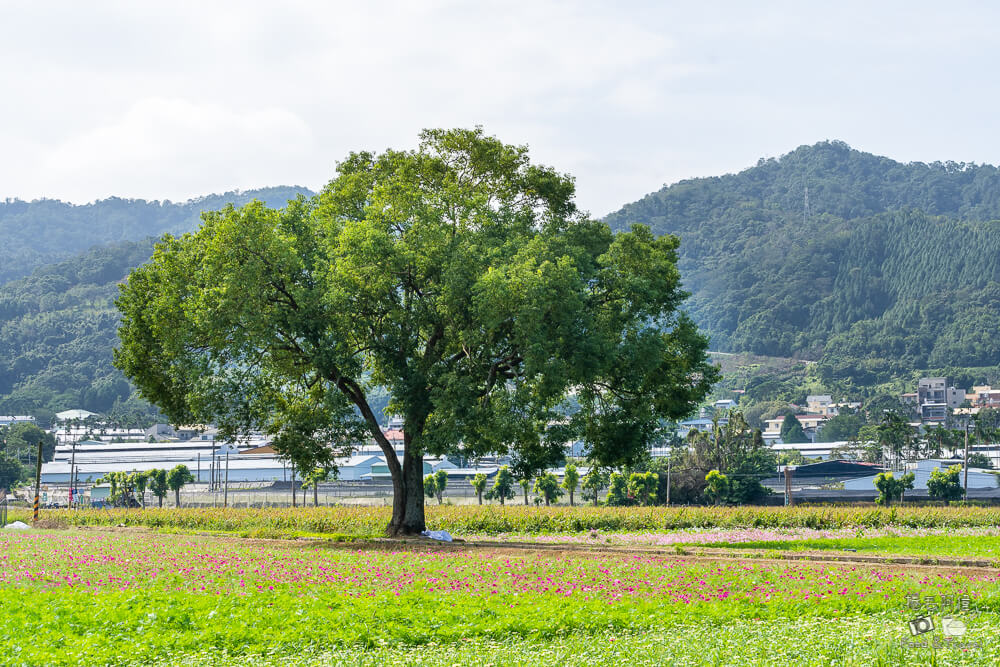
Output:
[{"xmin": 3, "ymin": 1, "xmax": 999, "ymax": 216}]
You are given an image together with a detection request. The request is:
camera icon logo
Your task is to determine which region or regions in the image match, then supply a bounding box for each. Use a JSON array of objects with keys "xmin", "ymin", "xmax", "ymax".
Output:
[
  {"xmin": 908, "ymin": 616, "xmax": 935, "ymax": 636},
  {"xmin": 941, "ymin": 616, "xmax": 966, "ymax": 637}
]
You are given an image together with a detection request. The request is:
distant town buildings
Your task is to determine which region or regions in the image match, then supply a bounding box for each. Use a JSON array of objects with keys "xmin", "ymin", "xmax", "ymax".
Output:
[{"xmin": 0, "ymin": 415, "xmax": 35, "ymax": 427}]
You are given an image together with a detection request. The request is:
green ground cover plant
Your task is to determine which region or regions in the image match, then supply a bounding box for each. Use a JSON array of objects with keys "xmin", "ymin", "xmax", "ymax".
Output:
[
  {"xmin": 11, "ymin": 504, "xmax": 1000, "ymax": 538},
  {"xmin": 700, "ymin": 533, "xmax": 1000, "ymax": 561},
  {"xmin": 1, "ymin": 530, "xmax": 999, "ymax": 665}
]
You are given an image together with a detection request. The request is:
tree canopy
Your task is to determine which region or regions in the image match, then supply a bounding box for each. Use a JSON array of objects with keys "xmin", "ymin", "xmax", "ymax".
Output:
[{"xmin": 114, "ymin": 127, "xmax": 717, "ymax": 535}]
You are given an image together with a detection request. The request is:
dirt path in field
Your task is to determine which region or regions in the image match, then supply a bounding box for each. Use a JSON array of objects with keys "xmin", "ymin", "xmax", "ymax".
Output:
[
  {"xmin": 61, "ymin": 524, "xmax": 1000, "ymax": 573},
  {"xmin": 372, "ymin": 540, "xmax": 997, "ymax": 574},
  {"xmin": 302, "ymin": 536, "xmax": 1000, "ymax": 574}
]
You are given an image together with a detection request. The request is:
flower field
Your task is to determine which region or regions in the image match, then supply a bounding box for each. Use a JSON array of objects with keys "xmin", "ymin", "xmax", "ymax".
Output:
[{"xmin": 2, "ymin": 529, "xmax": 1000, "ymax": 665}]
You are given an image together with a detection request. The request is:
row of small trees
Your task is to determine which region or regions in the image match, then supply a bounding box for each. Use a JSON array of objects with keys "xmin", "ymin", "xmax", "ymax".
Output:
[
  {"xmin": 96, "ymin": 464, "xmax": 194, "ymax": 507},
  {"xmin": 873, "ymin": 465, "xmax": 967, "ymax": 504},
  {"xmin": 424, "ymin": 464, "xmax": 589, "ymax": 507},
  {"xmin": 425, "ymin": 462, "xmax": 739, "ymax": 508}
]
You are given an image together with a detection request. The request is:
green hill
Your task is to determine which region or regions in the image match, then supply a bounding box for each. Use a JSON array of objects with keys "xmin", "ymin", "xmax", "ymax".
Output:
[
  {"xmin": 4, "ymin": 143, "xmax": 1000, "ymax": 418},
  {"xmin": 606, "ymin": 141, "xmax": 1000, "ymax": 387},
  {"xmin": 0, "ymin": 187, "xmax": 313, "ymax": 286},
  {"xmin": 0, "ymin": 239, "xmax": 157, "ymax": 422}
]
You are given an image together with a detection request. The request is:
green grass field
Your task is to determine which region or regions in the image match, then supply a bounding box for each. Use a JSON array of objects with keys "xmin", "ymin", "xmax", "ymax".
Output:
[
  {"xmin": 2, "ymin": 527, "xmax": 999, "ymax": 666},
  {"xmin": 699, "ymin": 534, "xmax": 1000, "ymax": 561}
]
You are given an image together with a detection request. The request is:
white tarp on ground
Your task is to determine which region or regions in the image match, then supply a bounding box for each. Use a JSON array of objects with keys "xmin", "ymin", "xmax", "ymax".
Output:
[
  {"xmin": 421, "ymin": 530, "xmax": 453, "ymax": 542},
  {"xmin": 3, "ymin": 521, "xmax": 30, "ymax": 530}
]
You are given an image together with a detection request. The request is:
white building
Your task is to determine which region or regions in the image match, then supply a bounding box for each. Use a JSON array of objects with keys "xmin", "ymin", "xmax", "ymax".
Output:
[{"xmin": 55, "ymin": 409, "xmax": 98, "ymax": 422}]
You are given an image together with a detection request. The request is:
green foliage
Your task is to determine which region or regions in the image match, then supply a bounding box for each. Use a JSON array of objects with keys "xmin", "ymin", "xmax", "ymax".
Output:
[
  {"xmin": 606, "ymin": 141, "xmax": 1000, "ymax": 386},
  {"xmin": 0, "ymin": 423, "xmax": 56, "ymax": 463},
  {"xmin": 0, "ymin": 239, "xmax": 168, "ymax": 419},
  {"xmin": 581, "ymin": 466, "xmax": 609, "ymax": 505},
  {"xmin": 671, "ymin": 412, "xmax": 775, "ymax": 504},
  {"xmin": 96, "ymin": 471, "xmax": 139, "ymax": 506},
  {"xmin": 780, "ymin": 415, "xmax": 807, "ymax": 444},
  {"xmin": 6, "ymin": 529, "xmax": 1000, "ymax": 666},
  {"xmin": 166, "ymin": 465, "xmax": 194, "ymax": 507},
  {"xmin": 433, "ymin": 470, "xmax": 449, "ymax": 505},
  {"xmin": 130, "ymin": 471, "xmax": 150, "ymax": 508},
  {"xmin": 627, "ymin": 471, "xmax": 658, "ymax": 506},
  {"xmin": 487, "ymin": 465, "xmax": 516, "ymax": 505},
  {"xmin": 704, "ymin": 470, "xmax": 729, "ymax": 505},
  {"xmin": 113, "ymin": 127, "xmax": 716, "ymax": 535},
  {"xmin": 147, "ymin": 469, "xmax": 168, "ymax": 508},
  {"xmin": 0, "ymin": 188, "xmax": 312, "ymax": 286},
  {"xmin": 470, "ymin": 473, "xmax": 488, "ymax": 505},
  {"xmin": 605, "ymin": 471, "xmax": 629, "ymax": 506},
  {"xmin": 817, "ymin": 412, "xmax": 863, "ymax": 442},
  {"xmin": 927, "ymin": 465, "xmax": 965, "ymax": 501},
  {"xmin": 873, "ymin": 471, "xmax": 915, "ymax": 505},
  {"xmin": 518, "ymin": 478, "xmax": 531, "ymax": 506},
  {"xmin": 0, "ymin": 455, "xmax": 25, "ymax": 491},
  {"xmin": 302, "ymin": 467, "xmax": 333, "ymax": 507},
  {"xmin": 423, "ymin": 474, "xmax": 437, "ymax": 499},
  {"xmin": 561, "ymin": 463, "xmax": 579, "ymax": 506},
  {"xmin": 532, "ymin": 472, "xmax": 563, "ymax": 506},
  {"xmin": 777, "ymin": 451, "xmax": 806, "ymax": 466},
  {"xmin": 967, "ymin": 452, "xmax": 993, "ymax": 469}
]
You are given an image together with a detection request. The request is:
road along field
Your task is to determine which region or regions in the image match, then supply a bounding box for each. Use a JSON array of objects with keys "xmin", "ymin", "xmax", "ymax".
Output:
[{"xmin": 2, "ymin": 528, "xmax": 999, "ymax": 666}]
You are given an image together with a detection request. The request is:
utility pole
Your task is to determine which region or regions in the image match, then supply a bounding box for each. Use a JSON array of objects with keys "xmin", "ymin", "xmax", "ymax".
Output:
[
  {"xmin": 666, "ymin": 454, "xmax": 672, "ymax": 506},
  {"xmin": 784, "ymin": 466, "xmax": 794, "ymax": 507},
  {"xmin": 69, "ymin": 438, "xmax": 77, "ymax": 509},
  {"xmin": 32, "ymin": 440, "xmax": 43, "ymax": 522},
  {"xmin": 224, "ymin": 452, "xmax": 230, "ymax": 507},
  {"xmin": 197, "ymin": 453, "xmax": 201, "ymax": 484},
  {"xmin": 964, "ymin": 423, "xmax": 971, "ymax": 501}
]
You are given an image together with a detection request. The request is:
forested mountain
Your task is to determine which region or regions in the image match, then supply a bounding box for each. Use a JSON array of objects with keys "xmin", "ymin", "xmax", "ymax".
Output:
[
  {"xmin": 0, "ymin": 186, "xmax": 312, "ymax": 285},
  {"xmin": 0, "ymin": 240, "xmax": 159, "ymax": 421},
  {"xmin": 606, "ymin": 141, "xmax": 1000, "ymax": 386},
  {"xmin": 4, "ymin": 143, "xmax": 1000, "ymax": 419}
]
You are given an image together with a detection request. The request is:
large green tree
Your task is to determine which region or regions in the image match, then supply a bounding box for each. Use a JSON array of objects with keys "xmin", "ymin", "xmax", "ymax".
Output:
[{"xmin": 114, "ymin": 128, "xmax": 716, "ymax": 535}]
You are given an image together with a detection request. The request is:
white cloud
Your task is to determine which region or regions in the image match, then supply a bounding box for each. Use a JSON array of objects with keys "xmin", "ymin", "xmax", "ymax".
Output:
[
  {"xmin": 34, "ymin": 98, "xmax": 314, "ymax": 202},
  {"xmin": 2, "ymin": 1, "xmax": 1000, "ymax": 213}
]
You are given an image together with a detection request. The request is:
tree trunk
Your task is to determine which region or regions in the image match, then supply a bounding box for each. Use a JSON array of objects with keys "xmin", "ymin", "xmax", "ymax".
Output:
[
  {"xmin": 314, "ymin": 484, "xmax": 319, "ymax": 507},
  {"xmin": 174, "ymin": 489, "xmax": 180, "ymax": 507},
  {"xmin": 477, "ymin": 490, "xmax": 482, "ymax": 505},
  {"xmin": 569, "ymin": 490, "xmax": 574, "ymax": 506},
  {"xmin": 523, "ymin": 487, "xmax": 528, "ymax": 505},
  {"xmin": 544, "ymin": 496, "xmax": 550, "ymax": 506},
  {"xmin": 158, "ymin": 495, "xmax": 163, "ymax": 508},
  {"xmin": 387, "ymin": 449, "xmax": 426, "ymax": 536},
  {"xmin": 341, "ymin": 382, "xmax": 426, "ymax": 537}
]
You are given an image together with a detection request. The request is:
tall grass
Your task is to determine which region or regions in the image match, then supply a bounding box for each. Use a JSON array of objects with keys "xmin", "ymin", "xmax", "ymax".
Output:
[{"xmin": 11, "ymin": 504, "xmax": 1000, "ymax": 536}]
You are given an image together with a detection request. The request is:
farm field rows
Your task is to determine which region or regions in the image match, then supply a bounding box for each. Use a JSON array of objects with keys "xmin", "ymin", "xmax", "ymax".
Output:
[
  {"xmin": 11, "ymin": 504, "xmax": 1000, "ymax": 538},
  {"xmin": 2, "ymin": 528, "xmax": 999, "ymax": 665}
]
